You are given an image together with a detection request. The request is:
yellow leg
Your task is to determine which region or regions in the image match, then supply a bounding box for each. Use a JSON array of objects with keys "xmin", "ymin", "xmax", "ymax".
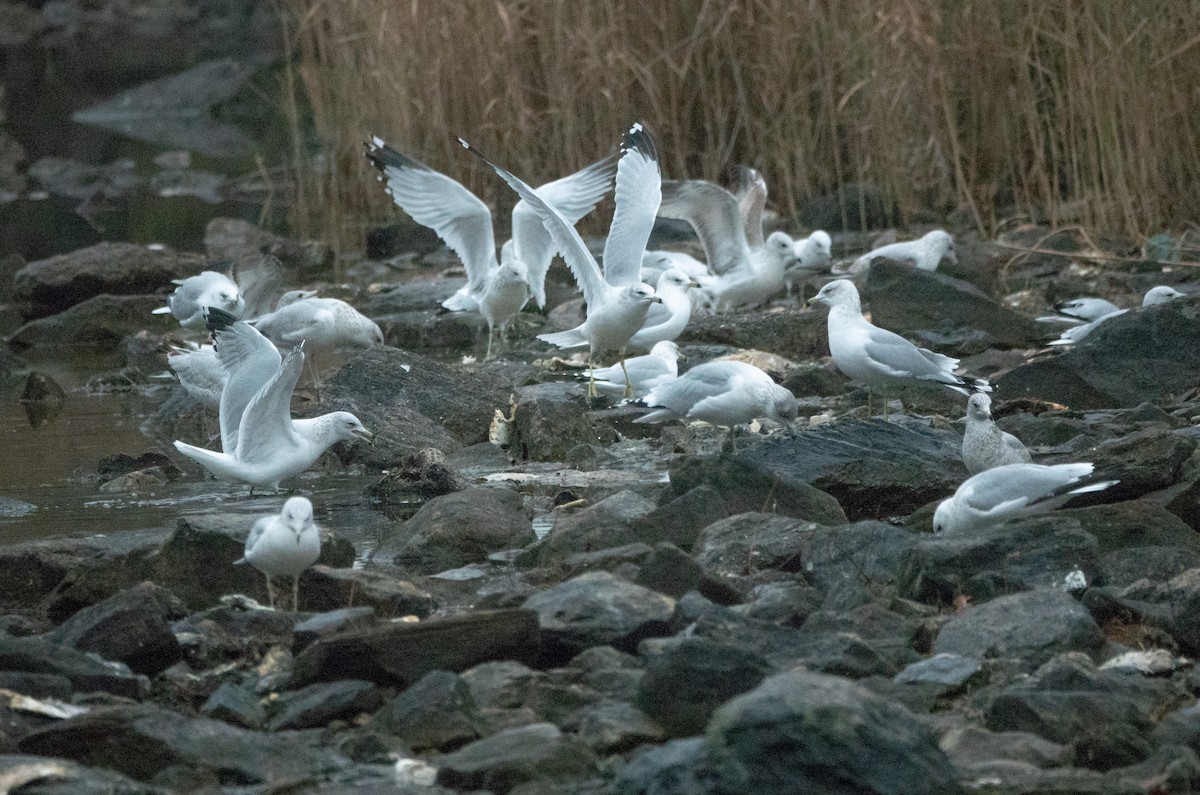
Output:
[
  {"xmin": 620, "ymin": 357, "xmax": 633, "ymax": 399},
  {"xmin": 484, "ymin": 326, "xmax": 494, "ymax": 362},
  {"xmin": 587, "ymin": 354, "xmax": 598, "ymax": 398},
  {"xmin": 265, "ymin": 575, "xmax": 276, "ymax": 610}
]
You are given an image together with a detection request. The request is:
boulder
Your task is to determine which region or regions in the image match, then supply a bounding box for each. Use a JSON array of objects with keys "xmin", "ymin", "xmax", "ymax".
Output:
[
  {"xmin": 574, "ymin": 700, "xmax": 664, "ymax": 754},
  {"xmin": 0, "ymin": 635, "xmax": 148, "ymax": 699},
  {"xmin": 266, "ymin": 679, "xmax": 386, "ymax": 731},
  {"xmin": 379, "ymin": 487, "xmax": 533, "ymax": 573},
  {"xmin": 524, "ymin": 491, "xmax": 657, "ymax": 566},
  {"xmin": 663, "ymin": 454, "xmax": 847, "ymax": 526},
  {"xmin": 372, "ymin": 670, "xmax": 483, "ymax": 751},
  {"xmin": 511, "ymin": 382, "xmax": 606, "ymax": 461},
  {"xmin": 44, "ymin": 581, "xmax": 185, "ymax": 675},
  {"xmin": 8, "ymin": 295, "xmax": 178, "ymax": 349},
  {"xmin": 680, "ymin": 307, "xmax": 829, "ymax": 361},
  {"xmin": 435, "ymin": 722, "xmax": 600, "ymax": 793}
]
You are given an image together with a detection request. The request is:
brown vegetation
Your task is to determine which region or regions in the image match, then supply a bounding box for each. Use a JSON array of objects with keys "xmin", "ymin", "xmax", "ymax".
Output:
[{"xmin": 283, "ymin": 0, "xmax": 1200, "ymax": 253}]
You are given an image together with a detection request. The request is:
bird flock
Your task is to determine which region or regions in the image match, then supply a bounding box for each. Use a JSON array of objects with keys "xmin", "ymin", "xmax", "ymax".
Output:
[{"xmin": 147, "ymin": 121, "xmax": 1192, "ymax": 608}]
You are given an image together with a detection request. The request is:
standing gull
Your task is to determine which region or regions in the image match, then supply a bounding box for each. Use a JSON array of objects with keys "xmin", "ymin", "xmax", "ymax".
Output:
[
  {"xmin": 154, "ymin": 271, "xmax": 245, "ymax": 331},
  {"xmin": 808, "ymin": 279, "xmax": 990, "ymax": 417},
  {"xmin": 173, "ymin": 308, "xmax": 373, "ymax": 492},
  {"xmin": 1049, "ymin": 285, "xmax": 1186, "ymax": 347},
  {"xmin": 459, "ymin": 123, "xmax": 663, "ymax": 396},
  {"xmin": 934, "ymin": 462, "xmax": 1117, "ymax": 533},
  {"xmin": 583, "ymin": 340, "xmax": 681, "ymax": 399},
  {"xmin": 365, "ymin": 137, "xmax": 617, "ymax": 356},
  {"xmin": 237, "ymin": 496, "xmax": 321, "ymax": 611},
  {"xmin": 962, "ymin": 393, "xmax": 1032, "ymax": 474},
  {"xmin": 634, "ymin": 360, "xmax": 797, "ymax": 452},
  {"xmin": 837, "ymin": 229, "xmax": 956, "ymax": 276}
]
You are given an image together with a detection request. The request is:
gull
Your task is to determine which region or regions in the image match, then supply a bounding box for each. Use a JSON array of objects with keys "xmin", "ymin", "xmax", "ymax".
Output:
[
  {"xmin": 634, "ymin": 360, "xmax": 797, "ymax": 452},
  {"xmin": 835, "ymin": 229, "xmax": 956, "ymax": 276},
  {"xmin": 658, "ymin": 170, "xmax": 796, "ymax": 312},
  {"xmin": 933, "ymin": 462, "xmax": 1118, "ymax": 533},
  {"xmin": 1049, "ymin": 286, "xmax": 1186, "ymax": 347},
  {"xmin": 231, "ymin": 254, "xmax": 286, "ymax": 320},
  {"xmin": 153, "ymin": 271, "xmax": 245, "ymax": 331},
  {"xmin": 785, "ymin": 230, "xmax": 833, "ymax": 299},
  {"xmin": 173, "ymin": 307, "xmax": 373, "ymax": 492},
  {"xmin": 460, "ymin": 123, "xmax": 663, "ymax": 396},
  {"xmin": 640, "ymin": 250, "xmax": 712, "ymax": 286},
  {"xmin": 962, "ymin": 393, "xmax": 1032, "ymax": 474},
  {"xmin": 365, "ymin": 138, "xmax": 617, "ymax": 333},
  {"xmin": 583, "ymin": 340, "xmax": 681, "ymax": 399},
  {"xmin": 275, "ymin": 289, "xmax": 320, "ymax": 310},
  {"xmin": 1036, "ymin": 296, "xmax": 1120, "ymax": 325},
  {"xmin": 548, "ymin": 267, "xmax": 698, "ymax": 352},
  {"xmin": 808, "ymin": 279, "xmax": 990, "ymax": 418},
  {"xmin": 237, "ymin": 496, "xmax": 321, "ymax": 611},
  {"xmin": 167, "ymin": 343, "xmax": 224, "ymax": 410},
  {"xmin": 251, "ymin": 297, "xmax": 384, "ymax": 386}
]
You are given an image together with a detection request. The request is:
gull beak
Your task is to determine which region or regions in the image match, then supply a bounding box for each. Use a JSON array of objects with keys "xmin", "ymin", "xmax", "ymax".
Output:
[
  {"xmin": 688, "ymin": 280, "xmax": 702, "ymax": 289},
  {"xmin": 353, "ymin": 427, "xmax": 375, "ymax": 444},
  {"xmin": 806, "ymin": 296, "xmax": 821, "ymax": 306},
  {"xmin": 650, "ymin": 296, "xmax": 663, "ymax": 304},
  {"xmin": 945, "ymin": 249, "xmax": 958, "ymax": 265}
]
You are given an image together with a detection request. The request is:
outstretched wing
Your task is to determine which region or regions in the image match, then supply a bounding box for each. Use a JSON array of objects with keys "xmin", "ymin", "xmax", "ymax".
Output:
[
  {"xmin": 657, "ymin": 179, "xmax": 751, "ymax": 275},
  {"xmin": 234, "ymin": 344, "xmax": 306, "ymax": 462},
  {"xmin": 731, "ymin": 165, "xmax": 767, "ymax": 250},
  {"xmin": 206, "ymin": 307, "xmax": 281, "ymax": 454},
  {"xmin": 600, "ymin": 123, "xmax": 661, "ymax": 288}
]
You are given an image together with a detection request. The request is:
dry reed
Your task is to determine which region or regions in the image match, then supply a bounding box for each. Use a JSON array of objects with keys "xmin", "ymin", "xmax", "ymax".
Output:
[{"xmin": 281, "ymin": 0, "xmax": 1200, "ymax": 254}]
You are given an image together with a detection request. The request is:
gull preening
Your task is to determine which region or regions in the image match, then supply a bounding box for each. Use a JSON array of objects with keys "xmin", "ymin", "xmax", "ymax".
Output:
[
  {"xmin": 1049, "ymin": 285, "xmax": 1185, "ymax": 347},
  {"xmin": 173, "ymin": 307, "xmax": 373, "ymax": 492},
  {"xmin": 365, "ymin": 137, "xmax": 617, "ymax": 358},
  {"xmin": 238, "ymin": 496, "xmax": 321, "ymax": 611},
  {"xmin": 154, "ymin": 271, "xmax": 245, "ymax": 331},
  {"xmin": 933, "ymin": 462, "xmax": 1117, "ymax": 533},
  {"xmin": 837, "ymin": 229, "xmax": 956, "ymax": 276},
  {"xmin": 808, "ymin": 279, "xmax": 990, "ymax": 417},
  {"xmin": 961, "ymin": 393, "xmax": 1032, "ymax": 474},
  {"xmin": 583, "ymin": 340, "xmax": 681, "ymax": 399},
  {"xmin": 460, "ymin": 123, "xmax": 663, "ymax": 396},
  {"xmin": 634, "ymin": 360, "xmax": 797, "ymax": 451},
  {"xmin": 785, "ymin": 230, "xmax": 833, "ymax": 299}
]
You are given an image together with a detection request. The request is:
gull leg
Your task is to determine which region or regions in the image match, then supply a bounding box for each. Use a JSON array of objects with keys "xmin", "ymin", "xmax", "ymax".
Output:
[
  {"xmin": 587, "ymin": 354, "xmax": 598, "ymax": 399},
  {"xmin": 620, "ymin": 356, "xmax": 633, "ymax": 399},
  {"xmin": 265, "ymin": 575, "xmax": 276, "ymax": 610},
  {"xmin": 484, "ymin": 324, "xmax": 495, "ymax": 362},
  {"xmin": 292, "ymin": 577, "xmax": 300, "ymax": 613},
  {"xmin": 881, "ymin": 388, "xmax": 889, "ymax": 421}
]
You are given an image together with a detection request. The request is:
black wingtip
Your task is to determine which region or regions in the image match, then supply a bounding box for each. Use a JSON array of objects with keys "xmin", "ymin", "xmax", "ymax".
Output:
[
  {"xmin": 363, "ymin": 136, "xmax": 427, "ymax": 174},
  {"xmin": 205, "ymin": 306, "xmax": 240, "ymax": 334},
  {"xmin": 621, "ymin": 122, "xmax": 658, "ymax": 163}
]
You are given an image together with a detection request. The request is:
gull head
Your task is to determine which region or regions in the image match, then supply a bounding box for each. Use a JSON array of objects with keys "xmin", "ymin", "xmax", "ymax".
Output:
[
  {"xmin": 277, "ymin": 289, "xmax": 319, "ymax": 310},
  {"xmin": 207, "ymin": 287, "xmax": 246, "ymax": 317},
  {"xmin": 496, "ymin": 259, "xmax": 530, "ymax": 287},
  {"xmin": 1144, "ymin": 285, "xmax": 1186, "ymax": 306},
  {"xmin": 768, "ymin": 384, "xmax": 799, "ymax": 424},
  {"xmin": 764, "ymin": 231, "xmax": 797, "ymax": 265},
  {"xmin": 657, "ymin": 268, "xmax": 698, "ymax": 293},
  {"xmin": 649, "ymin": 340, "xmax": 681, "ymax": 362},
  {"xmin": 280, "ymin": 496, "xmax": 315, "ymax": 538},
  {"xmin": 345, "ymin": 318, "xmax": 385, "ymax": 350},
  {"xmin": 807, "ymin": 279, "xmax": 859, "ymax": 309},
  {"xmin": 795, "ymin": 230, "xmax": 833, "ymax": 266},
  {"xmin": 331, "ymin": 412, "xmax": 374, "ymax": 443},
  {"xmin": 966, "ymin": 393, "xmax": 992, "ymax": 421},
  {"xmin": 932, "ymin": 498, "xmax": 959, "ymax": 534},
  {"xmin": 927, "ymin": 230, "xmax": 956, "ymax": 265},
  {"xmin": 624, "ymin": 283, "xmax": 662, "ymax": 306}
]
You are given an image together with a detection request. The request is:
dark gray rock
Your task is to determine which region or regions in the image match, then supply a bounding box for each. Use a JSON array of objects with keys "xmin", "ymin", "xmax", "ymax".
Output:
[
  {"xmin": 998, "ymin": 296, "xmax": 1200, "ymax": 409},
  {"xmin": 521, "ymin": 572, "xmax": 678, "ymax": 663},
  {"xmin": 290, "ymin": 609, "xmax": 540, "ymax": 687},
  {"xmin": 44, "ymin": 581, "xmax": 184, "ymax": 675},
  {"xmin": 524, "ymin": 491, "xmax": 656, "ymax": 566},
  {"xmin": 379, "ymin": 487, "xmax": 533, "ymax": 573},
  {"xmin": 8, "ymin": 295, "xmax": 178, "ymax": 349},
  {"xmin": 205, "ymin": 218, "xmax": 333, "ymax": 281},
  {"xmin": 511, "ymin": 382, "xmax": 607, "ymax": 461},
  {"xmin": 1054, "ymin": 428, "xmax": 1195, "ymax": 501},
  {"xmin": 866, "ymin": 261, "xmax": 1049, "ymax": 352},
  {"xmin": 692, "ymin": 513, "xmax": 814, "ymax": 579},
  {"xmin": 1132, "ymin": 568, "xmax": 1200, "ymax": 653},
  {"xmin": 267, "ymin": 679, "xmax": 385, "ymax": 731},
  {"xmin": 0, "ymin": 753, "xmax": 162, "ymax": 795},
  {"xmin": 934, "ymin": 589, "xmax": 1104, "ymax": 669},
  {"xmin": 702, "ymin": 669, "xmax": 961, "ymax": 794},
  {"xmin": 13, "ymin": 242, "xmax": 204, "ymax": 319},
  {"xmin": 292, "ymin": 607, "xmax": 378, "ymax": 649},
  {"xmin": 365, "ymin": 448, "xmax": 466, "ymax": 513},
  {"xmin": 894, "ymin": 653, "xmax": 982, "ymax": 687},
  {"xmin": 938, "ymin": 723, "xmax": 1071, "ymax": 777},
  {"xmin": 372, "ymin": 670, "xmax": 482, "ymax": 751},
  {"xmin": 435, "ymin": 722, "xmax": 600, "ymax": 793},
  {"xmin": 0, "ymin": 671, "xmax": 72, "ymax": 699},
  {"xmin": 636, "ymin": 637, "xmax": 772, "ymax": 738},
  {"xmin": 0, "ymin": 635, "xmax": 148, "ymax": 699},
  {"xmin": 302, "ymin": 567, "xmax": 434, "ymax": 618},
  {"xmin": 171, "ymin": 605, "xmax": 294, "ymax": 668},
  {"xmin": 632, "ymin": 486, "xmax": 730, "ymax": 552},
  {"xmin": 680, "ymin": 307, "xmax": 829, "ymax": 361},
  {"xmin": 735, "ymin": 420, "xmax": 967, "ymax": 521},
  {"xmin": 738, "ymin": 580, "xmax": 822, "ymax": 626},
  {"xmin": 663, "ymin": 454, "xmax": 847, "ymax": 526},
  {"xmin": 460, "ymin": 661, "xmax": 542, "ymax": 711},
  {"xmin": 574, "ymin": 700, "xmax": 664, "ymax": 754},
  {"xmin": 612, "ymin": 737, "xmax": 708, "ymax": 795},
  {"xmin": 201, "ymin": 681, "xmax": 265, "ymax": 729}
]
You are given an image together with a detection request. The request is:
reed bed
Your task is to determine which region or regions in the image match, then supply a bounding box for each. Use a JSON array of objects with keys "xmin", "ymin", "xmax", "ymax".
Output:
[{"xmin": 282, "ymin": 0, "xmax": 1200, "ymax": 253}]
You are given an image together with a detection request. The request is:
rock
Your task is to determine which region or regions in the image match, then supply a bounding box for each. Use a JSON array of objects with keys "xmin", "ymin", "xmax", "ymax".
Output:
[
  {"xmin": 938, "ymin": 724, "xmax": 1071, "ymax": 776},
  {"xmin": 0, "ymin": 635, "xmax": 148, "ymax": 699},
  {"xmin": 365, "ymin": 220, "xmax": 442, "ymax": 258},
  {"xmin": 612, "ymin": 737, "xmax": 708, "ymax": 795},
  {"xmin": 290, "ymin": 609, "xmax": 540, "ymax": 687},
  {"xmin": 201, "ymin": 681, "xmax": 265, "ymax": 729},
  {"xmin": 702, "ymin": 669, "xmax": 960, "ymax": 794},
  {"xmin": 635, "ymin": 637, "xmax": 772, "ymax": 738},
  {"xmin": 933, "ymin": 589, "xmax": 1104, "ymax": 669},
  {"xmin": 205, "ymin": 218, "xmax": 333, "ymax": 280},
  {"xmin": 378, "ymin": 309, "xmax": 487, "ymax": 356},
  {"xmin": 634, "ymin": 543, "xmax": 709, "ymax": 600},
  {"xmin": 575, "ymin": 700, "xmax": 664, "ymax": 754},
  {"xmin": 18, "ymin": 703, "xmax": 349, "ymax": 784},
  {"xmin": 379, "ymin": 487, "xmax": 533, "ymax": 574},
  {"xmin": 631, "ymin": 486, "xmax": 730, "ymax": 552},
  {"xmin": 692, "ymin": 513, "xmax": 814, "ymax": 579},
  {"xmin": 266, "ymin": 679, "xmax": 385, "ymax": 731},
  {"xmin": 1130, "ymin": 568, "xmax": 1200, "ymax": 654},
  {"xmin": 372, "ymin": 670, "xmax": 483, "ymax": 751},
  {"xmin": 521, "ymin": 572, "xmax": 678, "ymax": 663},
  {"xmin": 8, "ymin": 295, "xmax": 178, "ymax": 349},
  {"xmin": 662, "ymin": 454, "xmax": 847, "ymax": 526},
  {"xmin": 736, "ymin": 420, "xmax": 967, "ymax": 521},
  {"xmin": 43, "ymin": 582, "xmax": 184, "ymax": 675},
  {"xmin": 1054, "ymin": 428, "xmax": 1195, "ymax": 501},
  {"xmin": 368, "ymin": 447, "xmax": 465, "ymax": 506},
  {"xmin": 13, "ymin": 243, "xmax": 204, "ymax": 319},
  {"xmin": 171, "ymin": 605, "xmax": 294, "ymax": 668},
  {"xmin": 301, "ymin": 567, "xmax": 434, "ymax": 618},
  {"xmin": 435, "ymin": 722, "xmax": 600, "ymax": 793},
  {"xmin": 679, "ymin": 308, "xmax": 829, "ymax": 362},
  {"xmin": 894, "ymin": 654, "xmax": 982, "ymax": 687},
  {"xmin": 998, "ymin": 296, "xmax": 1200, "ymax": 409},
  {"xmin": 511, "ymin": 382, "xmax": 605, "ymax": 461},
  {"xmin": 292, "ymin": 607, "xmax": 378, "ymax": 649},
  {"xmin": 524, "ymin": 491, "xmax": 657, "ymax": 566},
  {"xmin": 865, "ymin": 261, "xmax": 1049, "ymax": 352},
  {"xmin": 0, "ymin": 754, "xmax": 162, "ymax": 795}
]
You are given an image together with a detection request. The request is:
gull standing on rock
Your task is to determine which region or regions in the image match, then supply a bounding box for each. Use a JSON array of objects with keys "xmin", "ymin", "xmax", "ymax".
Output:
[
  {"xmin": 173, "ymin": 308, "xmax": 373, "ymax": 492},
  {"xmin": 238, "ymin": 496, "xmax": 321, "ymax": 611},
  {"xmin": 154, "ymin": 271, "xmax": 245, "ymax": 331},
  {"xmin": 584, "ymin": 340, "xmax": 681, "ymax": 399},
  {"xmin": 634, "ymin": 360, "xmax": 798, "ymax": 452},
  {"xmin": 1049, "ymin": 285, "xmax": 1186, "ymax": 347},
  {"xmin": 460, "ymin": 123, "xmax": 663, "ymax": 397},
  {"xmin": 934, "ymin": 462, "xmax": 1117, "ymax": 533},
  {"xmin": 365, "ymin": 137, "xmax": 617, "ymax": 351},
  {"xmin": 836, "ymin": 229, "xmax": 956, "ymax": 276},
  {"xmin": 962, "ymin": 393, "xmax": 1032, "ymax": 474},
  {"xmin": 808, "ymin": 279, "xmax": 990, "ymax": 418}
]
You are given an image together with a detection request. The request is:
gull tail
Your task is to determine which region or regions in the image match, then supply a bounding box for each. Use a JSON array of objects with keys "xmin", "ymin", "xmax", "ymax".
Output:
[
  {"xmin": 537, "ymin": 329, "xmax": 588, "ymax": 349},
  {"xmin": 1068, "ymin": 479, "xmax": 1119, "ymax": 496},
  {"xmin": 173, "ymin": 440, "xmax": 240, "ymax": 481},
  {"xmin": 152, "ymin": 306, "xmax": 172, "ymax": 315}
]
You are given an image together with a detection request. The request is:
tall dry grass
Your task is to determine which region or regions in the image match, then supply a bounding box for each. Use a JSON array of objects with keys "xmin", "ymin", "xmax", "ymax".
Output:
[{"xmin": 282, "ymin": 0, "xmax": 1200, "ymax": 253}]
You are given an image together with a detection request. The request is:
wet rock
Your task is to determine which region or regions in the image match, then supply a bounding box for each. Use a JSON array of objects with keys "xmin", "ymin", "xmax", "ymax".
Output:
[
  {"xmin": 292, "ymin": 607, "xmax": 377, "ymax": 649},
  {"xmin": 680, "ymin": 307, "xmax": 829, "ymax": 361},
  {"xmin": 367, "ymin": 448, "xmax": 465, "ymax": 512},
  {"xmin": 379, "ymin": 487, "xmax": 533, "ymax": 574},
  {"xmin": 866, "ymin": 261, "xmax": 1049, "ymax": 352},
  {"xmin": 96, "ymin": 469, "xmax": 166, "ymax": 494},
  {"xmin": 934, "ymin": 589, "xmax": 1104, "ymax": 669},
  {"xmin": 18, "ymin": 703, "xmax": 349, "ymax": 784},
  {"xmin": 171, "ymin": 604, "xmax": 294, "ymax": 667},
  {"xmin": 372, "ymin": 670, "xmax": 483, "ymax": 751},
  {"xmin": 612, "ymin": 736, "xmax": 708, "ymax": 795},
  {"xmin": 702, "ymin": 668, "xmax": 960, "ymax": 794},
  {"xmin": 523, "ymin": 572, "xmax": 678, "ymax": 663},
  {"xmin": 1054, "ymin": 427, "xmax": 1195, "ymax": 501},
  {"xmin": 692, "ymin": 513, "xmax": 813, "ymax": 579},
  {"xmin": 736, "ymin": 420, "xmax": 966, "ymax": 521},
  {"xmin": 43, "ymin": 582, "xmax": 184, "ymax": 675},
  {"xmin": 301, "ymin": 567, "xmax": 433, "ymax": 618},
  {"xmin": 266, "ymin": 679, "xmax": 385, "ymax": 731},
  {"xmin": 635, "ymin": 637, "xmax": 772, "ymax": 738},
  {"xmin": 205, "ymin": 218, "xmax": 333, "ymax": 281},
  {"xmin": 8, "ymin": 294, "xmax": 178, "ymax": 349},
  {"xmin": 201, "ymin": 681, "xmax": 265, "ymax": 729},
  {"xmin": 663, "ymin": 454, "xmax": 847, "ymax": 526},
  {"xmin": 0, "ymin": 754, "xmax": 160, "ymax": 795},
  {"xmin": 0, "ymin": 635, "xmax": 148, "ymax": 698},
  {"xmin": 524, "ymin": 491, "xmax": 656, "ymax": 566},
  {"xmin": 290, "ymin": 609, "xmax": 540, "ymax": 687},
  {"xmin": 96, "ymin": 450, "xmax": 180, "ymax": 482},
  {"xmin": 511, "ymin": 382, "xmax": 604, "ymax": 461},
  {"xmin": 435, "ymin": 722, "xmax": 599, "ymax": 793},
  {"xmin": 998, "ymin": 296, "xmax": 1200, "ymax": 409},
  {"xmin": 18, "ymin": 371, "xmax": 66, "ymax": 427},
  {"xmin": 13, "ymin": 243, "xmax": 203, "ymax": 319}
]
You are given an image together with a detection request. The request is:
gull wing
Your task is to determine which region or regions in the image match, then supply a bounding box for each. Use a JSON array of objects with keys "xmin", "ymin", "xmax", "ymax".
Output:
[
  {"xmin": 658, "ymin": 179, "xmax": 751, "ymax": 275},
  {"xmin": 233, "ymin": 254, "xmax": 285, "ymax": 320},
  {"xmin": 366, "ymin": 137, "xmax": 497, "ymax": 294},
  {"xmin": 600, "ymin": 124, "xmax": 661, "ymax": 288},
  {"xmin": 961, "ymin": 463, "xmax": 1096, "ymax": 515},
  {"xmin": 207, "ymin": 308, "xmax": 281, "ymax": 454},
  {"xmin": 731, "ymin": 165, "xmax": 767, "ymax": 250},
  {"xmin": 234, "ymin": 344, "xmax": 305, "ymax": 463}
]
